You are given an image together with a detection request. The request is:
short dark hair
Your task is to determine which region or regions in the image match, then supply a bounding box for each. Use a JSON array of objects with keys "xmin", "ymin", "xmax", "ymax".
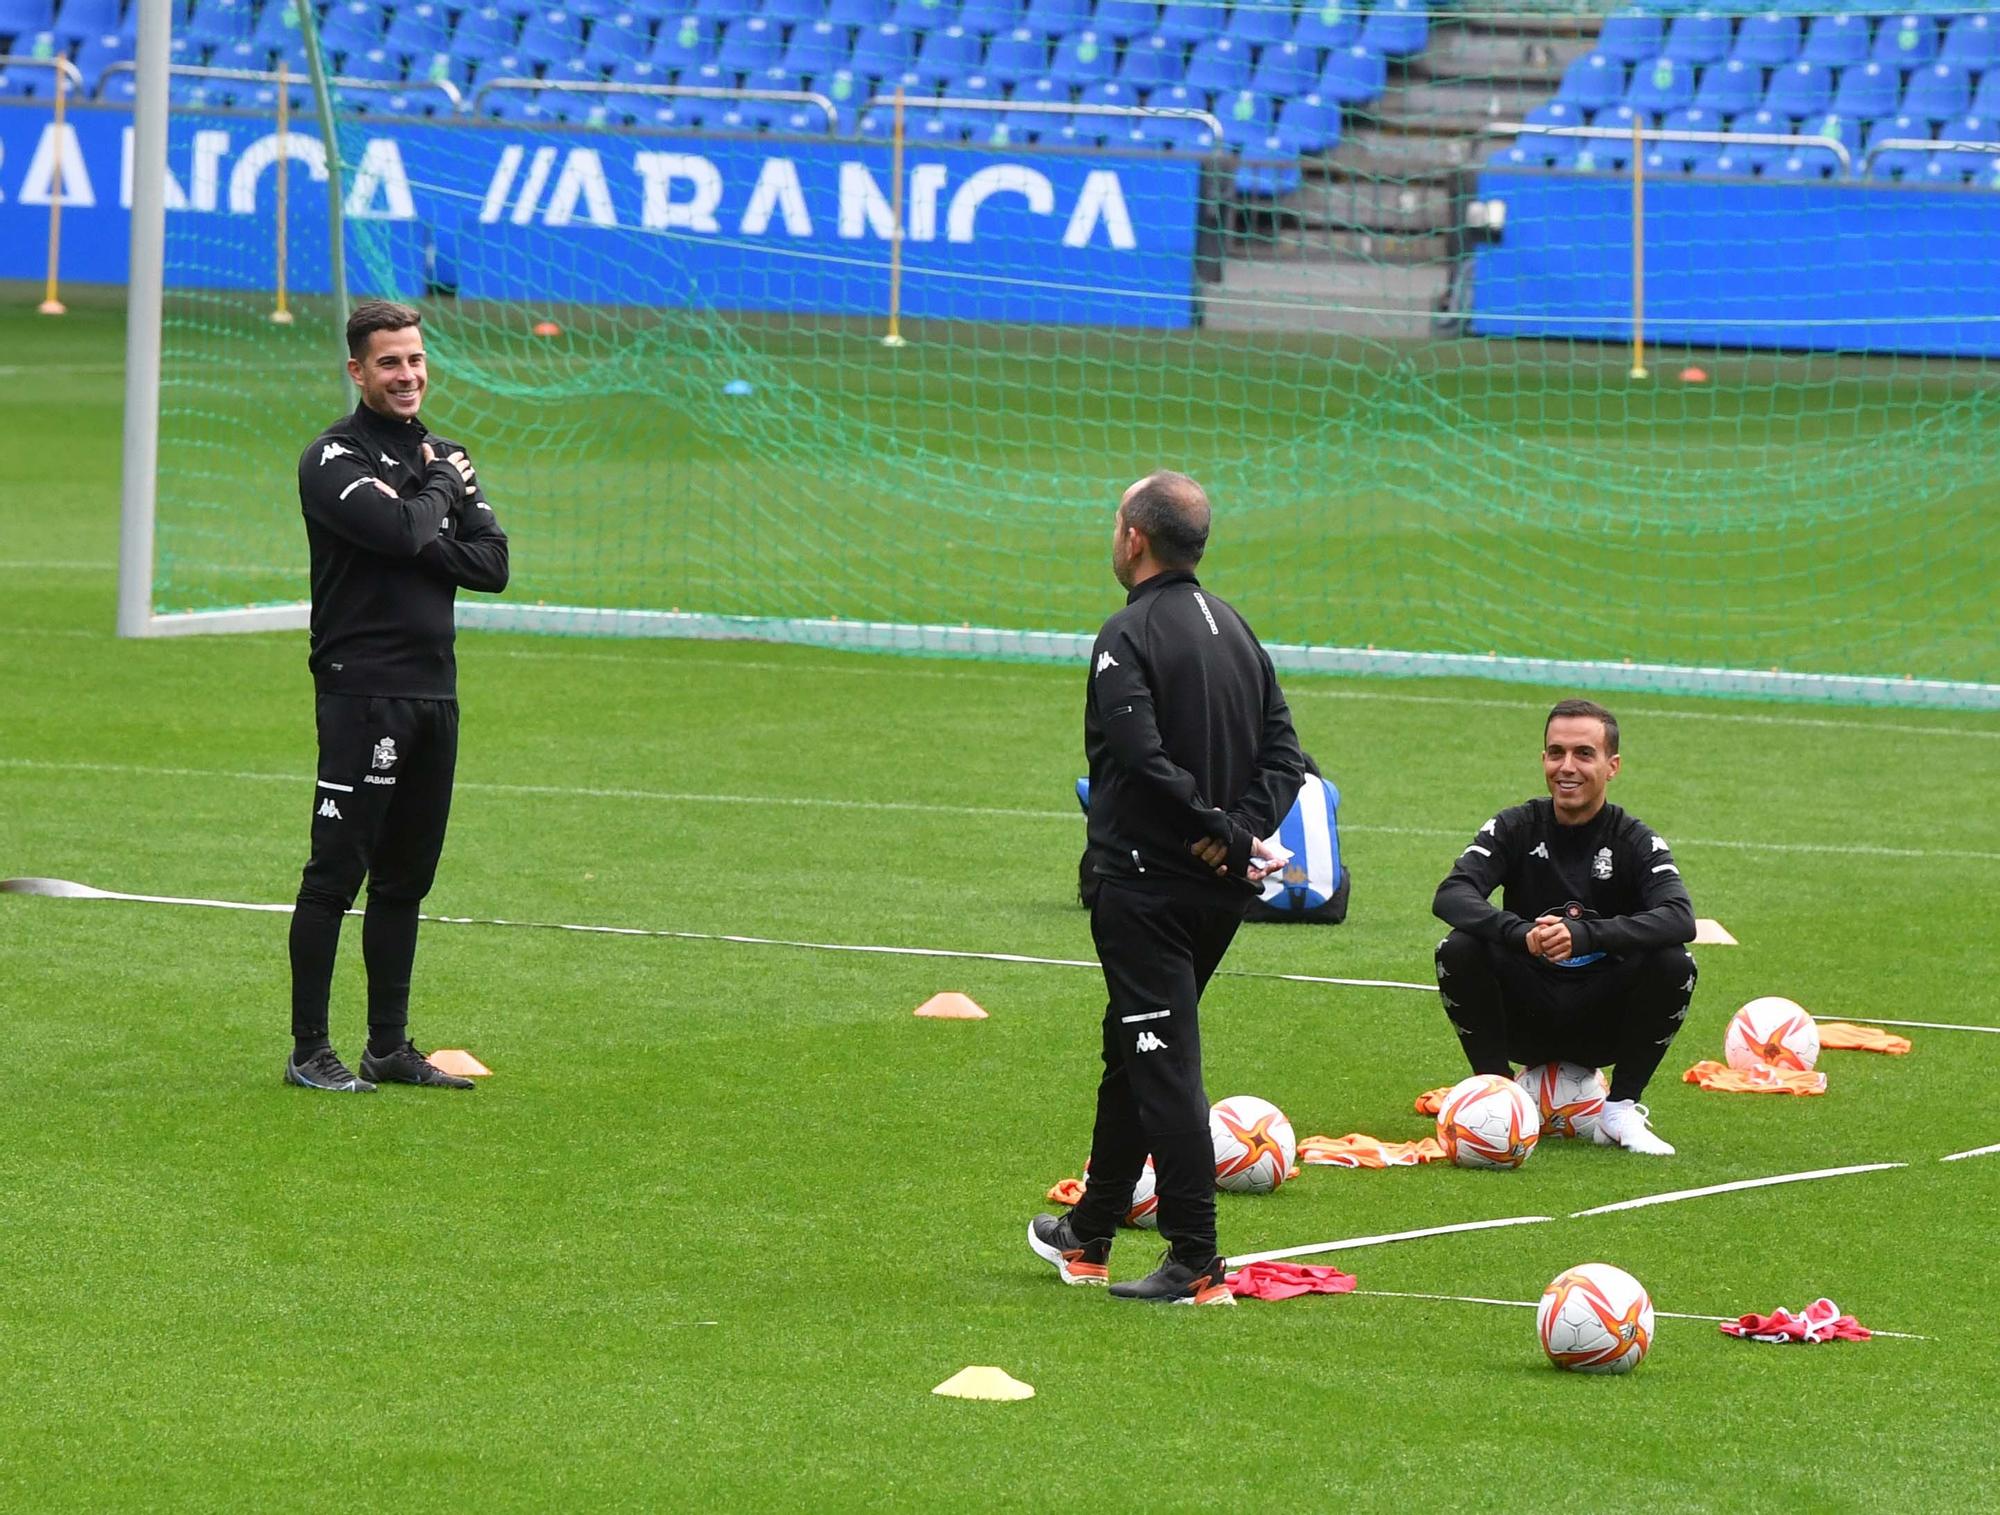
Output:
[
  {"xmin": 346, "ymin": 299, "xmax": 423, "ymax": 359},
  {"xmin": 1122, "ymin": 470, "xmax": 1210, "ymax": 569},
  {"xmin": 1545, "ymin": 697, "xmax": 1620, "ymax": 755}
]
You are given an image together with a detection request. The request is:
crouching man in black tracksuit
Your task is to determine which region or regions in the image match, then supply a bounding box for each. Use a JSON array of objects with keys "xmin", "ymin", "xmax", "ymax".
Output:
[
  {"xmin": 1432, "ymin": 699, "xmax": 1697, "ymax": 1155},
  {"xmin": 1031, "ymin": 471, "xmax": 1305, "ymax": 1305},
  {"xmin": 283, "ymin": 300, "xmax": 510, "ymax": 1093}
]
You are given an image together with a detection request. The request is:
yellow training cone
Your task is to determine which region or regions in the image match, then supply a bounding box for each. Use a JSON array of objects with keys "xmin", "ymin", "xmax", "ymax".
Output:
[
  {"xmin": 932, "ymin": 1366, "xmax": 1033, "ymax": 1401},
  {"xmin": 915, "ymin": 993, "xmax": 988, "ymax": 1020}
]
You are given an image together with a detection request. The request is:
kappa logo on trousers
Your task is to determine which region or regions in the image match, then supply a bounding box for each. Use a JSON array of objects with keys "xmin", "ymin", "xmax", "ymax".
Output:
[{"xmin": 1134, "ymin": 1031, "xmax": 1168, "ymax": 1053}]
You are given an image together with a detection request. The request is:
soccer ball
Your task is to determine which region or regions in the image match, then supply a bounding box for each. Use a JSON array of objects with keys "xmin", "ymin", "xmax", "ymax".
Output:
[
  {"xmin": 1210, "ymin": 1095, "xmax": 1297, "ymax": 1194},
  {"xmin": 1436, "ymin": 1073, "xmax": 1540, "ymax": 1169},
  {"xmin": 1725, "ymin": 996, "xmax": 1820, "ymax": 1072},
  {"xmin": 1080, "ymin": 1155, "xmax": 1159, "ymax": 1229},
  {"xmin": 1514, "ymin": 1061, "xmax": 1609, "ymax": 1140},
  {"xmin": 1537, "ymin": 1262, "xmax": 1655, "ymax": 1374}
]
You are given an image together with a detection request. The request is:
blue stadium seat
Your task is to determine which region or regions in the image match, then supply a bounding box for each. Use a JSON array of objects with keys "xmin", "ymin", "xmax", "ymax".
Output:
[
  {"xmin": 955, "ymin": 0, "xmax": 1024, "ymax": 35},
  {"xmin": 1659, "ymin": 103, "xmax": 1721, "ymax": 142},
  {"xmin": 51, "ymin": 0, "xmax": 114, "ymax": 41},
  {"xmin": 1872, "ymin": 14, "xmax": 1939, "ymax": 69},
  {"xmin": 1215, "ymin": 86, "xmax": 1275, "ymax": 148},
  {"xmin": 1556, "ymin": 52, "xmax": 1624, "ymax": 112},
  {"xmin": 483, "ymin": 89, "xmax": 555, "ymax": 123},
  {"xmin": 1291, "ymin": 3, "xmax": 1358, "ymax": 54},
  {"xmin": 689, "ymin": 0, "xmax": 757, "ymax": 19},
  {"xmin": 1921, "ymin": 149, "xmax": 1995, "ymax": 187},
  {"xmin": 1865, "ymin": 112, "xmax": 1925, "ymax": 152},
  {"xmin": 1801, "ymin": 14, "xmax": 1868, "ymax": 71},
  {"xmin": 1725, "ymin": 107, "xmax": 1791, "ymax": 174},
  {"xmin": 1021, "ymin": 0, "xmax": 1090, "ymax": 34},
  {"xmin": 454, "ymin": 8, "xmax": 520, "ymax": 67},
  {"xmin": 849, "ymin": 22, "xmax": 913, "ymax": 78},
  {"xmin": 1763, "ymin": 60, "xmax": 1831, "ymax": 121},
  {"xmin": 1592, "ymin": 100, "xmax": 1640, "ymax": 134},
  {"xmin": 515, "ymin": 9, "xmax": 584, "ymax": 70},
  {"xmin": 168, "ymin": 72, "xmax": 233, "ymax": 108},
  {"xmin": 1863, "ymin": 111, "xmax": 1929, "ymax": 178},
  {"xmin": 1317, "ymin": 42, "xmax": 1384, "ymax": 104},
  {"xmin": 1075, "ymin": 74, "xmax": 1137, "ymax": 132},
  {"xmin": 1050, "ymin": 29, "xmax": 1114, "ymax": 87},
  {"xmin": 1278, "ymin": 88, "xmax": 1339, "ymax": 150},
  {"xmin": 1731, "ymin": 14, "xmax": 1799, "ymax": 70},
  {"xmin": 0, "ymin": 0, "xmax": 55, "ymax": 41},
  {"xmin": 1225, "ymin": 2, "xmax": 1294, "ymax": 51},
  {"xmin": 1941, "ymin": 14, "xmax": 2000, "ymax": 74},
  {"xmin": 1662, "ymin": 11, "xmax": 1729, "ymax": 68},
  {"xmin": 184, "ymin": 0, "xmax": 255, "ymax": 52},
  {"xmin": 1570, "ymin": 133, "xmax": 1630, "ymax": 174},
  {"xmin": 1155, "ymin": 1, "xmax": 1224, "ymax": 45},
  {"xmin": 1627, "ymin": 55, "xmax": 1693, "ymax": 116},
  {"xmin": 651, "ymin": 14, "xmax": 716, "ymax": 75},
  {"xmin": 1640, "ymin": 145, "xmax": 1691, "ymax": 177},
  {"xmin": 1184, "ymin": 35, "xmax": 1251, "ymax": 98},
  {"xmin": 826, "ymin": 0, "xmax": 892, "ymax": 23},
  {"xmin": 585, "ymin": 11, "xmax": 653, "ymax": 72},
  {"xmin": 1693, "ymin": 57, "xmax": 1758, "ymax": 116},
  {"xmin": 1768, "ymin": 150, "xmax": 1837, "ymax": 181},
  {"xmin": 1594, "ymin": 8, "xmax": 1662, "ymax": 66},
  {"xmin": 1234, "ymin": 132, "xmax": 1306, "ymax": 200},
  {"xmin": 1903, "ymin": 62, "xmax": 1970, "ymax": 124},
  {"xmin": 1360, "ymin": 0, "xmax": 1426, "ymax": 60},
  {"xmin": 318, "ymin": 1, "xmax": 387, "ymax": 63},
  {"xmin": 1252, "ymin": 38, "xmax": 1318, "ymax": 96},
  {"xmin": 1867, "ymin": 146, "xmax": 1930, "ymax": 181},
  {"xmin": 760, "ymin": 0, "xmax": 825, "ymax": 26},
  {"xmin": 1832, "ymin": 61, "xmax": 1899, "ymax": 122},
  {"xmin": 981, "ymin": 27, "xmax": 1045, "ymax": 83},
  {"xmin": 338, "ymin": 45, "xmax": 404, "ymax": 84},
  {"xmin": 890, "ymin": 0, "xmax": 958, "ymax": 28},
  {"xmin": 1002, "ymin": 72, "xmax": 1062, "ymax": 135},
  {"xmin": 1938, "ymin": 112, "xmax": 2000, "ymax": 146},
  {"xmin": 780, "ymin": 19, "xmax": 846, "ymax": 77},
  {"xmin": 1117, "ymin": 31, "xmax": 1178, "ymax": 89},
  {"xmin": 716, "ymin": 16, "xmax": 783, "ymax": 77},
  {"xmin": 383, "ymin": 4, "xmax": 453, "ymax": 62},
  {"xmin": 1707, "ymin": 145, "xmax": 1760, "ymax": 177},
  {"xmin": 1130, "ymin": 109, "xmax": 1216, "ymax": 152},
  {"xmin": 1090, "ymin": 1, "xmax": 1159, "ymax": 43},
  {"xmin": 1973, "ymin": 68, "xmax": 2000, "ymax": 118},
  {"xmin": 935, "ymin": 70, "xmax": 999, "ymax": 131},
  {"xmin": 71, "ymin": 29, "xmax": 130, "ymax": 91},
  {"xmin": 913, "ymin": 23, "xmax": 978, "ymax": 85}
]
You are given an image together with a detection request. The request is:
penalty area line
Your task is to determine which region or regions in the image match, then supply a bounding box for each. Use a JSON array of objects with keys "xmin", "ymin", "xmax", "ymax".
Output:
[
  {"xmin": 1940, "ymin": 1142, "xmax": 2000, "ymax": 1162},
  {"xmin": 1224, "ymin": 1214, "xmax": 1554, "ymax": 1268},
  {"xmin": 0, "ymin": 878, "xmax": 1437, "ymax": 994},
  {"xmin": 1571, "ymin": 1163, "xmax": 1906, "ymax": 1217}
]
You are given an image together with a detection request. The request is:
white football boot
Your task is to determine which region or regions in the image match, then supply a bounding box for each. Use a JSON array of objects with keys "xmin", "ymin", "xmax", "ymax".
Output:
[{"xmin": 1594, "ymin": 1100, "xmax": 1675, "ymax": 1156}]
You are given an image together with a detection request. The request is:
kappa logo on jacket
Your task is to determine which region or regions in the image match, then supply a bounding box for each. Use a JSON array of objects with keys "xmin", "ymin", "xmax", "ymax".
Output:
[
  {"xmin": 319, "ymin": 442, "xmax": 351, "ymax": 466},
  {"xmin": 1530, "ymin": 842, "xmax": 1550, "ymax": 860},
  {"xmin": 1094, "ymin": 650, "xmax": 1119, "ymax": 674}
]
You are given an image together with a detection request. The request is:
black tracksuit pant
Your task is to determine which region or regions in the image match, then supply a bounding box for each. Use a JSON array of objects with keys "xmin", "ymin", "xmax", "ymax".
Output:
[
  {"xmin": 1434, "ymin": 930, "xmax": 1697, "ymax": 1103},
  {"xmin": 1068, "ymin": 878, "xmax": 1243, "ymax": 1270},
  {"xmin": 290, "ymin": 694, "xmax": 459, "ymax": 1047}
]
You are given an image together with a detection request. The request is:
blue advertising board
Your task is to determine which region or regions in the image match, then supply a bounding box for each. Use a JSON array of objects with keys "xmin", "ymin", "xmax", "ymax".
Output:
[
  {"xmin": 1471, "ymin": 169, "xmax": 2000, "ymax": 358},
  {"xmin": 0, "ymin": 102, "xmax": 1203, "ymax": 326}
]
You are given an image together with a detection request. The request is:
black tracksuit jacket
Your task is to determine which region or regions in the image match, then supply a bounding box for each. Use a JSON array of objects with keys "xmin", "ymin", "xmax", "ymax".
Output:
[
  {"xmin": 1084, "ymin": 570, "xmax": 1306, "ymax": 896},
  {"xmin": 297, "ymin": 402, "xmax": 510, "ymax": 698}
]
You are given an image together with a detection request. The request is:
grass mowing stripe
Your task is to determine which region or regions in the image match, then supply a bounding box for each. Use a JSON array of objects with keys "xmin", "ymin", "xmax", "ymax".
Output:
[
  {"xmin": 1345, "ymin": 1290, "xmax": 1930, "ymax": 1340},
  {"xmin": 3, "ymin": 757, "xmax": 1997, "ymax": 863},
  {"xmin": 1570, "ymin": 1163, "xmax": 1908, "ymax": 1217}
]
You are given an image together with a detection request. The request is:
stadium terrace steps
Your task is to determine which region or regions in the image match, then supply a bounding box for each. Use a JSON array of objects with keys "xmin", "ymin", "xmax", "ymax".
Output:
[
  {"xmin": 1411, "ymin": 26, "xmax": 1599, "ymax": 90},
  {"xmin": 1206, "ymin": 249, "xmax": 1448, "ymax": 337}
]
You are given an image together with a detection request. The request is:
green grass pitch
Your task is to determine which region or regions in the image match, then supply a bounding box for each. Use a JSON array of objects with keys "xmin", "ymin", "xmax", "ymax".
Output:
[{"xmin": 1, "ymin": 286, "xmax": 1996, "ymax": 1510}]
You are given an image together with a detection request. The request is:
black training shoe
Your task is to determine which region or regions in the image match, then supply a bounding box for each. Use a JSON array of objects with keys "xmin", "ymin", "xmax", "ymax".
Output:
[
  {"xmin": 284, "ymin": 1046, "xmax": 376, "ymax": 1093},
  {"xmin": 1028, "ymin": 1213, "xmax": 1111, "ymax": 1286},
  {"xmin": 1108, "ymin": 1251, "xmax": 1235, "ymax": 1306},
  {"xmin": 359, "ymin": 1041, "xmax": 476, "ymax": 1090}
]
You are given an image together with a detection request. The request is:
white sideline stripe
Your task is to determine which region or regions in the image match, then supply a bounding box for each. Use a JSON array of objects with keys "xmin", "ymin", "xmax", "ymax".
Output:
[
  {"xmin": 1865, "ymin": 1017, "xmax": 2000, "ymax": 1035},
  {"xmin": 0, "ymin": 879, "xmax": 1435, "ymax": 994},
  {"xmin": 314, "ymin": 780, "xmax": 354, "ymax": 793},
  {"xmin": 1940, "ymin": 1142, "xmax": 2000, "ymax": 1162},
  {"xmin": 1571, "ymin": 1163, "xmax": 1907, "ymax": 1218},
  {"xmin": 1224, "ymin": 1214, "xmax": 1554, "ymax": 1268},
  {"xmin": 1119, "ymin": 1010, "xmax": 1171, "ymax": 1024},
  {"xmin": 4, "ymin": 757, "xmax": 1997, "ymax": 865},
  {"xmin": 1346, "ymin": 1290, "xmax": 1927, "ymax": 1340}
]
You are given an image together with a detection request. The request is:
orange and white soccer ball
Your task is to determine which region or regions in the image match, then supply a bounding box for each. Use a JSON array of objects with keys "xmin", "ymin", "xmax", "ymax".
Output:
[
  {"xmin": 1726, "ymin": 996, "xmax": 1821, "ymax": 1072},
  {"xmin": 1514, "ymin": 1061, "xmax": 1609, "ymax": 1140},
  {"xmin": 1537, "ymin": 1262, "xmax": 1655, "ymax": 1374},
  {"xmin": 1436, "ymin": 1073, "xmax": 1540, "ymax": 1169},
  {"xmin": 1081, "ymin": 1155, "xmax": 1159, "ymax": 1229},
  {"xmin": 1210, "ymin": 1095, "xmax": 1297, "ymax": 1193}
]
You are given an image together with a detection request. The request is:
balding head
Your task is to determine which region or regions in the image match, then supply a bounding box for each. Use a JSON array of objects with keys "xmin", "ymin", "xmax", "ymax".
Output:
[{"xmin": 1118, "ymin": 471, "xmax": 1211, "ymax": 571}]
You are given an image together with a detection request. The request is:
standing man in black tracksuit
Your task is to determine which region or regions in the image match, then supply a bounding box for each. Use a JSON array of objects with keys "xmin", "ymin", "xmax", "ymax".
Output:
[
  {"xmin": 1031, "ymin": 471, "xmax": 1305, "ymax": 1306},
  {"xmin": 1432, "ymin": 698, "xmax": 1697, "ymax": 1155},
  {"xmin": 283, "ymin": 300, "xmax": 510, "ymax": 1094}
]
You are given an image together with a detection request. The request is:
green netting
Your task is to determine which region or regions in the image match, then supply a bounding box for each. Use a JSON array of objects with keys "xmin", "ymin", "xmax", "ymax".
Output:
[{"xmin": 147, "ymin": 2, "xmax": 2000, "ymax": 708}]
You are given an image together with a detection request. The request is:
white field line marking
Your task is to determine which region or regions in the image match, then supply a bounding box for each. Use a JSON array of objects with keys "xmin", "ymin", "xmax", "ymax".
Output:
[
  {"xmin": 0, "ymin": 879, "xmax": 1437, "ymax": 994},
  {"xmin": 4, "ymin": 756, "xmax": 1998, "ymax": 865},
  {"xmin": 1940, "ymin": 1142, "xmax": 2000, "ymax": 1162},
  {"xmin": 1346, "ymin": 1289, "xmax": 1928, "ymax": 1340},
  {"xmin": 1224, "ymin": 1215, "xmax": 1554, "ymax": 1268},
  {"xmin": 1865, "ymin": 1018, "xmax": 2000, "ymax": 1035},
  {"xmin": 1571, "ymin": 1163, "xmax": 1907, "ymax": 1218}
]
